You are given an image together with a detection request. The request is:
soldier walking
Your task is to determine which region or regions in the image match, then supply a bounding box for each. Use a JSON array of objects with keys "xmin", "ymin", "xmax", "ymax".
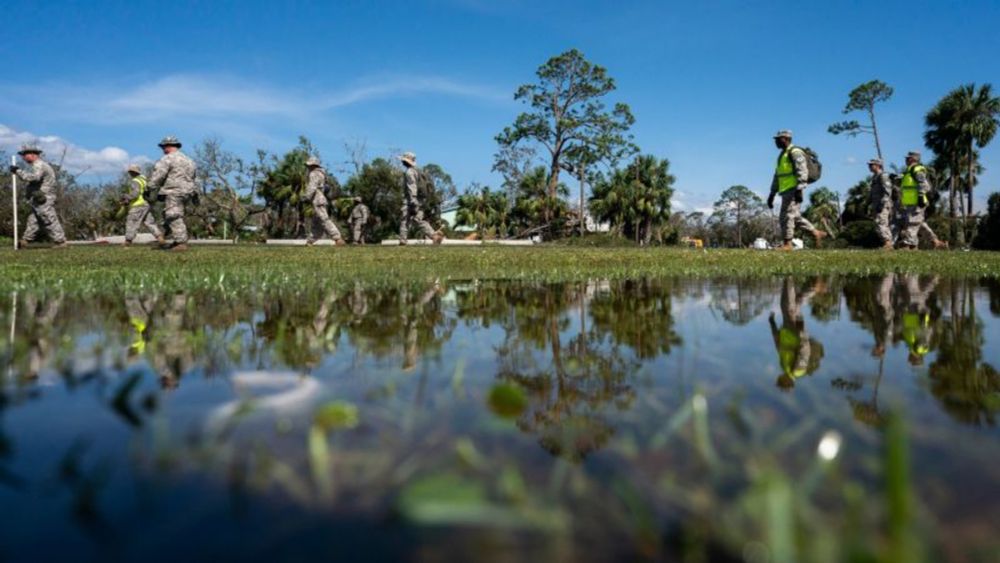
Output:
[
  {"xmin": 349, "ymin": 196, "xmax": 370, "ymax": 244},
  {"xmin": 897, "ymin": 151, "xmax": 947, "ymax": 250},
  {"xmin": 9, "ymin": 144, "xmax": 66, "ymax": 248},
  {"xmin": 867, "ymin": 159, "xmax": 894, "ymax": 250},
  {"xmin": 123, "ymin": 164, "xmax": 164, "ymax": 246},
  {"xmin": 148, "ymin": 136, "xmax": 196, "ymax": 251},
  {"xmin": 767, "ymin": 130, "xmax": 827, "ymax": 250},
  {"xmin": 304, "ymin": 157, "xmax": 345, "ymax": 246},
  {"xmin": 398, "ymin": 152, "xmax": 443, "ymax": 245}
]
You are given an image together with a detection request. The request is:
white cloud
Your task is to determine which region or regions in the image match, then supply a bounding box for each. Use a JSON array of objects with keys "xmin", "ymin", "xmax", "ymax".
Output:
[
  {"xmin": 0, "ymin": 73, "xmax": 509, "ymax": 124},
  {"xmin": 0, "ymin": 124, "xmax": 147, "ymax": 175}
]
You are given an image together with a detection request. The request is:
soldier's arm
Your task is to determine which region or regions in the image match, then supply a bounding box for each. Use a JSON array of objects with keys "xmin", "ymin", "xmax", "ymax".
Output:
[
  {"xmin": 148, "ymin": 159, "xmax": 169, "ymax": 189},
  {"xmin": 15, "ymin": 163, "xmax": 43, "ymax": 182},
  {"xmin": 405, "ymin": 168, "xmax": 419, "ymax": 197},
  {"xmin": 769, "ymin": 174, "xmax": 778, "ymax": 196},
  {"xmin": 915, "ymin": 168, "xmax": 931, "ymax": 195},
  {"xmin": 790, "ymin": 148, "xmax": 809, "ymax": 188}
]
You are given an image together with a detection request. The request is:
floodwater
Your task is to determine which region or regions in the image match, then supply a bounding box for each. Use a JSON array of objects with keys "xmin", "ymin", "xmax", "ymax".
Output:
[{"xmin": 1, "ymin": 276, "xmax": 998, "ymax": 562}]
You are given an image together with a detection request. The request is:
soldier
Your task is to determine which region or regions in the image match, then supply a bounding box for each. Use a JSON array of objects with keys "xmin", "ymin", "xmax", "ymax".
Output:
[
  {"xmin": 398, "ymin": 152, "xmax": 443, "ymax": 245},
  {"xmin": 768, "ymin": 277, "xmax": 825, "ymax": 391},
  {"xmin": 148, "ymin": 136, "xmax": 196, "ymax": 251},
  {"xmin": 868, "ymin": 159, "xmax": 895, "ymax": 250},
  {"xmin": 123, "ymin": 164, "xmax": 165, "ymax": 247},
  {"xmin": 766, "ymin": 130, "xmax": 827, "ymax": 250},
  {"xmin": 349, "ymin": 196, "xmax": 370, "ymax": 244},
  {"xmin": 898, "ymin": 274, "xmax": 939, "ymax": 365},
  {"xmin": 304, "ymin": 157, "xmax": 345, "ymax": 246},
  {"xmin": 9, "ymin": 144, "xmax": 66, "ymax": 248},
  {"xmin": 897, "ymin": 151, "xmax": 947, "ymax": 250}
]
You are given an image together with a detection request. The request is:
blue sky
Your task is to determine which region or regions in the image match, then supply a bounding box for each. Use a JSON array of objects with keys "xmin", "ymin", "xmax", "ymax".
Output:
[{"xmin": 2, "ymin": 0, "xmax": 998, "ymax": 212}]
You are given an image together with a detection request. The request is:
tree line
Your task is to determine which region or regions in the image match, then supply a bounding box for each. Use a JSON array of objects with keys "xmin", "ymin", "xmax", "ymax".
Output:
[{"xmin": 2, "ymin": 51, "xmax": 998, "ymax": 248}]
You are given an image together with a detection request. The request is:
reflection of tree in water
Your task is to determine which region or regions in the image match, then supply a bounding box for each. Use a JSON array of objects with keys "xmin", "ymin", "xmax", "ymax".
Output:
[
  {"xmin": 462, "ymin": 280, "xmax": 681, "ymax": 461},
  {"xmin": 708, "ymin": 277, "xmax": 777, "ymax": 326},
  {"xmin": 984, "ymin": 277, "xmax": 1000, "ymax": 317},
  {"xmin": 929, "ymin": 278, "xmax": 1000, "ymax": 426}
]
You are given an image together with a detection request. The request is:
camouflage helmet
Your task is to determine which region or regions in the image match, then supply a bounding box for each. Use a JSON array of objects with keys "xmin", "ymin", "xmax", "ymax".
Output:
[
  {"xmin": 906, "ymin": 150, "xmax": 922, "ymax": 161},
  {"xmin": 399, "ymin": 151, "xmax": 417, "ymax": 166},
  {"xmin": 158, "ymin": 135, "xmax": 182, "ymax": 148},
  {"xmin": 305, "ymin": 157, "xmax": 321, "ymax": 167},
  {"xmin": 867, "ymin": 159, "xmax": 883, "ymax": 167},
  {"xmin": 17, "ymin": 144, "xmax": 43, "ymax": 155},
  {"xmin": 773, "ymin": 130, "xmax": 793, "ymax": 139},
  {"xmin": 353, "ymin": 196, "xmax": 363, "ymax": 203},
  {"xmin": 127, "ymin": 163, "xmax": 142, "ymax": 174}
]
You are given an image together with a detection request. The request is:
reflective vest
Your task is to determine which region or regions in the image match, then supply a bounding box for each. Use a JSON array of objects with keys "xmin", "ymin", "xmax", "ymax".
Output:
[
  {"xmin": 901, "ymin": 312, "xmax": 930, "ymax": 355},
  {"xmin": 130, "ymin": 317, "xmax": 147, "ymax": 354},
  {"xmin": 778, "ymin": 327, "xmax": 807, "ymax": 378},
  {"xmin": 900, "ymin": 165, "xmax": 927, "ymax": 207},
  {"xmin": 128, "ymin": 175, "xmax": 148, "ymax": 207},
  {"xmin": 774, "ymin": 146, "xmax": 801, "ymax": 193}
]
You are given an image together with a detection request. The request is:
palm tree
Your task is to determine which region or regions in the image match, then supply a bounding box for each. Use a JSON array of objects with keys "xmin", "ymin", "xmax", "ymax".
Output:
[
  {"xmin": 589, "ymin": 155, "xmax": 675, "ymax": 244},
  {"xmin": 456, "ymin": 186, "xmax": 509, "ymax": 238},
  {"xmin": 925, "ymin": 84, "xmax": 1000, "ymax": 244}
]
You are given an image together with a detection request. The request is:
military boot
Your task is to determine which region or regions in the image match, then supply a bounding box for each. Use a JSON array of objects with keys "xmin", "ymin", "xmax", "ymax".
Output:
[
  {"xmin": 170, "ymin": 243, "xmax": 189, "ymax": 252},
  {"xmin": 432, "ymin": 231, "xmax": 445, "ymax": 245},
  {"xmin": 780, "ymin": 240, "xmax": 793, "ymax": 251},
  {"xmin": 812, "ymin": 229, "xmax": 828, "ymax": 247},
  {"xmin": 335, "ymin": 239, "xmax": 346, "ymax": 247},
  {"xmin": 51, "ymin": 241, "xmax": 68, "ymax": 249},
  {"xmin": 156, "ymin": 235, "xmax": 166, "ymax": 245},
  {"xmin": 16, "ymin": 239, "xmax": 28, "ymax": 249},
  {"xmin": 882, "ymin": 241, "xmax": 894, "ymax": 251},
  {"xmin": 933, "ymin": 239, "xmax": 949, "ymax": 250}
]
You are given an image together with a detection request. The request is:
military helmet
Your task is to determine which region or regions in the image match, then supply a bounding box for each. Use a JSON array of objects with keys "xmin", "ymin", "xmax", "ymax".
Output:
[
  {"xmin": 906, "ymin": 150, "xmax": 921, "ymax": 160},
  {"xmin": 305, "ymin": 157, "xmax": 321, "ymax": 167},
  {"xmin": 399, "ymin": 151, "xmax": 417, "ymax": 166},
  {"xmin": 773, "ymin": 130, "xmax": 793, "ymax": 139},
  {"xmin": 17, "ymin": 144, "xmax": 43, "ymax": 155},
  {"xmin": 353, "ymin": 196, "xmax": 362, "ymax": 203},
  {"xmin": 867, "ymin": 159, "xmax": 883, "ymax": 167},
  {"xmin": 158, "ymin": 135, "xmax": 182, "ymax": 148},
  {"xmin": 127, "ymin": 164, "xmax": 142, "ymax": 174}
]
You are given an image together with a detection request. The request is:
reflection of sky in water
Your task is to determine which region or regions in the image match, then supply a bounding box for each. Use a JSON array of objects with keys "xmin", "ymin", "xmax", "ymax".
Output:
[{"xmin": 0, "ymin": 276, "xmax": 998, "ymax": 561}]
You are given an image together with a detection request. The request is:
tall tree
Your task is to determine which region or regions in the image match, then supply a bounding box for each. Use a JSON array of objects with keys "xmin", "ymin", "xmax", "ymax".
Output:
[
  {"xmin": 828, "ymin": 80, "xmax": 894, "ymax": 161},
  {"xmin": 804, "ymin": 187, "xmax": 842, "ymax": 235},
  {"xmin": 455, "ymin": 184, "xmax": 510, "ymax": 239},
  {"xmin": 495, "ymin": 49, "xmax": 636, "ymax": 224},
  {"xmin": 712, "ymin": 185, "xmax": 766, "ymax": 247}
]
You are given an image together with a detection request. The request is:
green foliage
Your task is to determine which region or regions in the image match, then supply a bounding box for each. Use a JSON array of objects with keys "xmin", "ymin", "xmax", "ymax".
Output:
[
  {"xmin": 712, "ymin": 185, "xmax": 769, "ymax": 247},
  {"xmin": 255, "ymin": 136, "xmax": 319, "ymax": 238},
  {"xmin": 828, "ymin": 79, "xmax": 894, "ymax": 159},
  {"xmin": 455, "ymin": 184, "xmax": 510, "ymax": 238},
  {"xmin": 803, "ymin": 187, "xmax": 841, "ymax": 236},
  {"xmin": 496, "ymin": 49, "xmax": 636, "ymax": 224},
  {"xmin": 973, "ymin": 192, "xmax": 1000, "ymax": 250},
  {"xmin": 589, "ymin": 154, "xmax": 675, "ymax": 244},
  {"xmin": 838, "ymin": 220, "xmax": 882, "ymax": 248}
]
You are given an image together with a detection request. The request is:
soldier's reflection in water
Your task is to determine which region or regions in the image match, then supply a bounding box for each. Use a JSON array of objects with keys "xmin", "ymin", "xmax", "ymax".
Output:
[
  {"xmin": 22, "ymin": 293, "xmax": 63, "ymax": 380},
  {"xmin": 898, "ymin": 274, "xmax": 939, "ymax": 366},
  {"xmin": 125, "ymin": 296, "xmax": 157, "ymax": 358},
  {"xmin": 769, "ymin": 277, "xmax": 825, "ymax": 391},
  {"xmin": 401, "ymin": 282, "xmax": 443, "ymax": 372},
  {"xmin": 151, "ymin": 293, "xmax": 196, "ymax": 390}
]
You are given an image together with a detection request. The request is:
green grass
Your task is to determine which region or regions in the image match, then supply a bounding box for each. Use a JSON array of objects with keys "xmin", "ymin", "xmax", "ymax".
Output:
[{"xmin": 2, "ymin": 245, "xmax": 999, "ymax": 294}]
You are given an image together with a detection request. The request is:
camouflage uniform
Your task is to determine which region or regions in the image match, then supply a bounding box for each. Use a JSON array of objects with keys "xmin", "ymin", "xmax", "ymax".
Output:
[
  {"xmin": 769, "ymin": 146, "xmax": 818, "ymax": 241},
  {"xmin": 124, "ymin": 174, "xmax": 163, "ymax": 242},
  {"xmin": 769, "ymin": 278, "xmax": 821, "ymax": 390},
  {"xmin": 869, "ymin": 170, "xmax": 894, "ymax": 245},
  {"xmin": 350, "ymin": 201, "xmax": 370, "ymax": 243},
  {"xmin": 15, "ymin": 158, "xmax": 66, "ymax": 244},
  {"xmin": 148, "ymin": 149, "xmax": 196, "ymax": 244},
  {"xmin": 305, "ymin": 165, "xmax": 343, "ymax": 242},
  {"xmin": 400, "ymin": 166, "xmax": 436, "ymax": 242},
  {"xmin": 899, "ymin": 164, "xmax": 939, "ymax": 248}
]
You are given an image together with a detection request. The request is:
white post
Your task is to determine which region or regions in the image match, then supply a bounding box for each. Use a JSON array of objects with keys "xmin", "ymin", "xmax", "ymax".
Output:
[{"xmin": 10, "ymin": 155, "xmax": 18, "ymax": 250}]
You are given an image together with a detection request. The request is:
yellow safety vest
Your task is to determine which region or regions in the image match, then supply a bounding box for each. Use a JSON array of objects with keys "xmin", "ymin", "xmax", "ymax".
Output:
[
  {"xmin": 901, "ymin": 312, "xmax": 930, "ymax": 355},
  {"xmin": 130, "ymin": 317, "xmax": 147, "ymax": 354},
  {"xmin": 774, "ymin": 146, "xmax": 801, "ymax": 193},
  {"xmin": 900, "ymin": 165, "xmax": 927, "ymax": 207},
  {"xmin": 129, "ymin": 175, "xmax": 148, "ymax": 207},
  {"xmin": 778, "ymin": 327, "xmax": 807, "ymax": 378}
]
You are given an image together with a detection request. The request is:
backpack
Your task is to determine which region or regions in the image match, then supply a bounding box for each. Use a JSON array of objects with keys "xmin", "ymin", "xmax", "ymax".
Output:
[{"xmin": 795, "ymin": 147, "xmax": 822, "ymax": 184}]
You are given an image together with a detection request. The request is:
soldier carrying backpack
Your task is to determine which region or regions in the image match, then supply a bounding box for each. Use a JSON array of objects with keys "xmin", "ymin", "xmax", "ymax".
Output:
[{"xmin": 766, "ymin": 130, "xmax": 828, "ymax": 250}]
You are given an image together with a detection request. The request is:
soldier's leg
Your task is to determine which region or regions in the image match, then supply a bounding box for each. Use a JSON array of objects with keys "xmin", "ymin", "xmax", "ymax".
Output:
[
  {"xmin": 899, "ymin": 208, "xmax": 919, "ymax": 247},
  {"xmin": 918, "ymin": 221, "xmax": 939, "ymax": 245},
  {"xmin": 22, "ymin": 209, "xmax": 40, "ymax": 242},
  {"xmin": 37, "ymin": 201, "xmax": 66, "ymax": 243},
  {"xmin": 141, "ymin": 206, "xmax": 163, "ymax": 238},
  {"xmin": 411, "ymin": 204, "xmax": 436, "ymax": 238},
  {"xmin": 399, "ymin": 200, "xmax": 411, "ymax": 242},
  {"xmin": 125, "ymin": 206, "xmax": 143, "ymax": 242},
  {"xmin": 314, "ymin": 202, "xmax": 342, "ymax": 241},
  {"xmin": 353, "ymin": 224, "xmax": 363, "ymax": 243},
  {"xmin": 779, "ymin": 192, "xmax": 795, "ymax": 241},
  {"xmin": 875, "ymin": 207, "xmax": 893, "ymax": 245},
  {"xmin": 164, "ymin": 194, "xmax": 189, "ymax": 244}
]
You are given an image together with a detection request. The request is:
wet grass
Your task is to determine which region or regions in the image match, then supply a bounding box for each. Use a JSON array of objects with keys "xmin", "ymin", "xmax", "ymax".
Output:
[{"xmin": 2, "ymin": 245, "xmax": 1000, "ymax": 294}]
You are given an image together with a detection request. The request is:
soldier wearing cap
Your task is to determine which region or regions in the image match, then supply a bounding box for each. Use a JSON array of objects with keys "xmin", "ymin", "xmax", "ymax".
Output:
[
  {"xmin": 867, "ymin": 159, "xmax": 895, "ymax": 250},
  {"xmin": 148, "ymin": 136, "xmax": 196, "ymax": 251},
  {"xmin": 897, "ymin": 151, "xmax": 947, "ymax": 250},
  {"xmin": 9, "ymin": 144, "xmax": 66, "ymax": 248},
  {"xmin": 767, "ymin": 130, "xmax": 827, "ymax": 249},
  {"xmin": 123, "ymin": 163, "xmax": 164, "ymax": 246},
  {"xmin": 303, "ymin": 157, "xmax": 345, "ymax": 246},
  {"xmin": 398, "ymin": 152, "xmax": 443, "ymax": 245},
  {"xmin": 349, "ymin": 196, "xmax": 370, "ymax": 244}
]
